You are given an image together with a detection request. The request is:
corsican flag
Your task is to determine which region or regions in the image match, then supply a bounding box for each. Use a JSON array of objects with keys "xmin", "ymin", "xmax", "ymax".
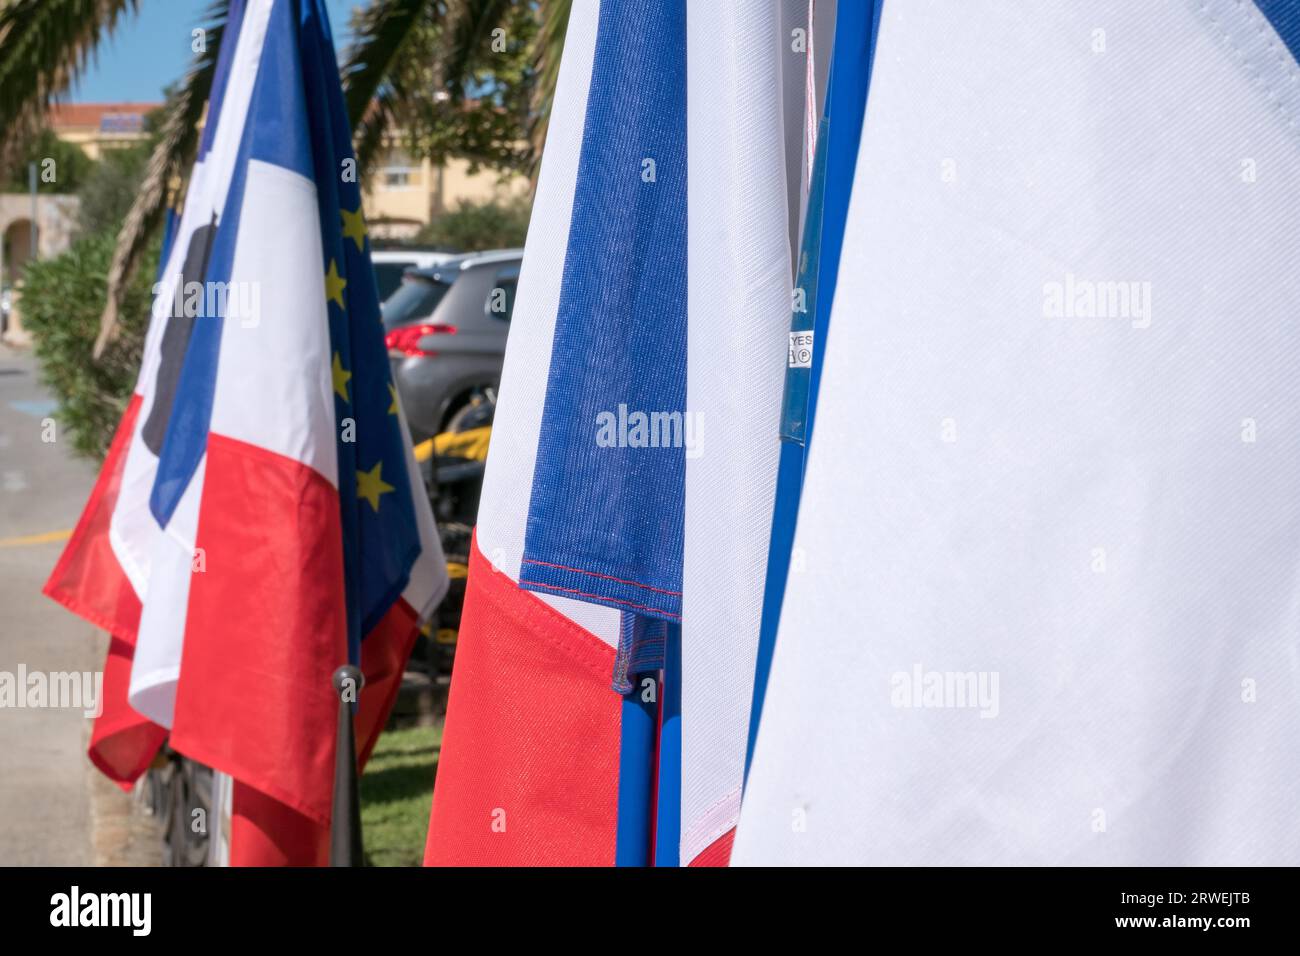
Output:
[
  {"xmin": 425, "ymin": 0, "xmax": 799, "ymax": 866},
  {"xmin": 46, "ymin": 0, "xmax": 446, "ymax": 865},
  {"xmin": 736, "ymin": 0, "xmax": 1300, "ymax": 865}
]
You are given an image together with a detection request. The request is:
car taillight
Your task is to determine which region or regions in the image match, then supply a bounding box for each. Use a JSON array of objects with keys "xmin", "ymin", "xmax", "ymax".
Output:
[{"xmin": 385, "ymin": 323, "xmax": 457, "ymax": 357}]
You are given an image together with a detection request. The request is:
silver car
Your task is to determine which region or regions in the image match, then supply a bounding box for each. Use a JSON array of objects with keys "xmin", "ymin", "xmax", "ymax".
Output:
[
  {"xmin": 382, "ymin": 248, "xmax": 522, "ymax": 442},
  {"xmin": 371, "ymin": 247, "xmax": 459, "ymax": 302}
]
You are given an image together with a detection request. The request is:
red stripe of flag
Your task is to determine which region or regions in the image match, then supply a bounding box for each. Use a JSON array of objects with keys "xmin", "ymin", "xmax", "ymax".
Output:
[
  {"xmin": 42, "ymin": 394, "xmax": 167, "ymax": 788},
  {"xmin": 426, "ymin": 535, "xmax": 621, "ymax": 866},
  {"xmin": 168, "ymin": 433, "xmax": 346, "ymax": 863}
]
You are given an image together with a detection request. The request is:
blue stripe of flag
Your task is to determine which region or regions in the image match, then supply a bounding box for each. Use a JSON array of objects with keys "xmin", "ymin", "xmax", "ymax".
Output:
[{"xmin": 520, "ymin": 0, "xmax": 688, "ymax": 623}]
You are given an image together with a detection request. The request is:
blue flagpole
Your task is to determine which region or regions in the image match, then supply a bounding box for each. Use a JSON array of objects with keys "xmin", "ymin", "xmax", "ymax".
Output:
[
  {"xmin": 744, "ymin": 119, "xmax": 829, "ymax": 781},
  {"xmin": 614, "ymin": 684, "xmax": 658, "ymax": 866},
  {"xmin": 614, "ymin": 612, "xmax": 663, "ymax": 866},
  {"xmin": 653, "ymin": 624, "xmax": 681, "ymax": 866},
  {"xmin": 744, "ymin": 1, "xmax": 884, "ymax": 783}
]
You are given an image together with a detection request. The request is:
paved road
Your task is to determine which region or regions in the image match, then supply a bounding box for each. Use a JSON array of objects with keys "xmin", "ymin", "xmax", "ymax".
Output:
[{"xmin": 0, "ymin": 344, "xmax": 150, "ymax": 864}]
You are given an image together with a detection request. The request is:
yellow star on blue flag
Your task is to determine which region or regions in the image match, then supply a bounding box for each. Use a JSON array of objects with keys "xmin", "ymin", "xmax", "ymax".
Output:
[
  {"xmin": 342, "ymin": 206, "xmax": 368, "ymax": 253},
  {"xmin": 325, "ymin": 258, "xmax": 347, "ymax": 310},
  {"xmin": 331, "ymin": 352, "xmax": 351, "ymax": 402},
  {"xmin": 356, "ymin": 461, "xmax": 395, "ymax": 512}
]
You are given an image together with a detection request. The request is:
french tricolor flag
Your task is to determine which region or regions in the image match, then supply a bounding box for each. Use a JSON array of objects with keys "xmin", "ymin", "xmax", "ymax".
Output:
[
  {"xmin": 424, "ymin": 0, "xmax": 802, "ymax": 866},
  {"xmin": 46, "ymin": 0, "xmax": 446, "ymax": 865}
]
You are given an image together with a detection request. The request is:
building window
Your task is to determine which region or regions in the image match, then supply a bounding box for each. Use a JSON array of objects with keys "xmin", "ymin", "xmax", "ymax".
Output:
[{"xmin": 381, "ymin": 164, "xmax": 420, "ymax": 191}]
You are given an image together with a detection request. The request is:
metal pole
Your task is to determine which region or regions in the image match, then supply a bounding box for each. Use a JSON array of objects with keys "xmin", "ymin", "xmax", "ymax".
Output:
[
  {"xmin": 329, "ymin": 664, "xmax": 365, "ymax": 866},
  {"xmin": 27, "ymin": 162, "xmax": 37, "ymax": 260},
  {"xmin": 1, "ymin": 220, "xmax": 7, "ymax": 335}
]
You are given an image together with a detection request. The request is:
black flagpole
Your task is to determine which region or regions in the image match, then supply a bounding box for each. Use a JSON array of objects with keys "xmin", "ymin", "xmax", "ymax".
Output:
[{"xmin": 330, "ymin": 664, "xmax": 365, "ymax": 866}]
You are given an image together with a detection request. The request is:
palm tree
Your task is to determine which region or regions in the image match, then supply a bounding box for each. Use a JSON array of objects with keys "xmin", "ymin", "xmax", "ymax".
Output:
[{"xmin": 0, "ymin": 0, "xmax": 570, "ymax": 353}]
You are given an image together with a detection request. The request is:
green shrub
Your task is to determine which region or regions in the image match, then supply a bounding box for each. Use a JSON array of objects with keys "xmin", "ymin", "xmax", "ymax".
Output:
[
  {"xmin": 21, "ymin": 231, "xmax": 159, "ymax": 460},
  {"xmin": 415, "ymin": 194, "xmax": 532, "ymax": 252},
  {"xmin": 4, "ymin": 128, "xmax": 94, "ymax": 194},
  {"xmin": 74, "ymin": 143, "xmax": 151, "ymax": 239}
]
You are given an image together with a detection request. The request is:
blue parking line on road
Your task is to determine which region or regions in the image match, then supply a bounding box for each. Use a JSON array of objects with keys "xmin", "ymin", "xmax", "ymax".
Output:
[{"xmin": 8, "ymin": 399, "xmax": 57, "ymax": 417}]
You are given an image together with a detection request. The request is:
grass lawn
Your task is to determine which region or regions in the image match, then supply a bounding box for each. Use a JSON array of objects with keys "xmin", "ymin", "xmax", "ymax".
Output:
[{"xmin": 360, "ymin": 723, "xmax": 441, "ymax": 867}]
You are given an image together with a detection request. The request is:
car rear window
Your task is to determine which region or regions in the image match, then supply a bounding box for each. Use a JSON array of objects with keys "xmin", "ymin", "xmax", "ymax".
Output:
[
  {"xmin": 486, "ymin": 265, "xmax": 521, "ymax": 322},
  {"xmin": 373, "ymin": 261, "xmax": 416, "ymax": 302},
  {"xmin": 381, "ymin": 275, "xmax": 451, "ymax": 329}
]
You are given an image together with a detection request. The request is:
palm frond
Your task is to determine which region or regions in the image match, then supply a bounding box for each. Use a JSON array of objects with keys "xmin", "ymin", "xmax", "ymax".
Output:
[
  {"xmin": 340, "ymin": 0, "xmax": 430, "ymax": 177},
  {"xmin": 527, "ymin": 0, "xmax": 570, "ymax": 183},
  {"xmin": 94, "ymin": 0, "xmax": 231, "ymax": 357},
  {"xmin": 440, "ymin": 0, "xmax": 509, "ymax": 101},
  {"xmin": 0, "ymin": 0, "xmax": 140, "ymax": 161}
]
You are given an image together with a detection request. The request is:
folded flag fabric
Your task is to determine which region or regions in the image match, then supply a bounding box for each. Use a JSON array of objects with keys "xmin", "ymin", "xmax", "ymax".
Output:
[
  {"xmin": 425, "ymin": 2, "xmax": 620, "ymax": 867},
  {"xmin": 44, "ymin": 389, "xmax": 163, "ymax": 786},
  {"xmin": 46, "ymin": 0, "xmax": 446, "ymax": 865},
  {"xmin": 679, "ymin": 0, "xmax": 803, "ymax": 865},
  {"xmin": 736, "ymin": 0, "xmax": 1300, "ymax": 865},
  {"xmin": 44, "ymin": 0, "xmax": 267, "ymax": 787},
  {"xmin": 425, "ymin": 0, "xmax": 799, "ymax": 866}
]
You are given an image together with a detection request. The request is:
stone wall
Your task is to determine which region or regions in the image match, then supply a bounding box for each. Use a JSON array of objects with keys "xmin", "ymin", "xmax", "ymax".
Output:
[{"xmin": 0, "ymin": 193, "xmax": 80, "ymax": 346}]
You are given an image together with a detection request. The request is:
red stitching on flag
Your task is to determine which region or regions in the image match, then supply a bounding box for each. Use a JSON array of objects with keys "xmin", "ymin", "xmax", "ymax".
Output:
[
  {"xmin": 520, "ymin": 558, "xmax": 683, "ymax": 596},
  {"xmin": 518, "ymin": 578, "xmax": 682, "ymax": 620}
]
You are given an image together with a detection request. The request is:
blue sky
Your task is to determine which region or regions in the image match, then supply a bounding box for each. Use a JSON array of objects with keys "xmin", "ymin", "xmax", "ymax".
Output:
[{"xmin": 71, "ymin": 0, "xmax": 368, "ymax": 103}]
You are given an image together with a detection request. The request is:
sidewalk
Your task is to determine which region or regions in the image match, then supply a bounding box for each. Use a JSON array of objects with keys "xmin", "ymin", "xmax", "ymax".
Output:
[{"xmin": 0, "ymin": 344, "xmax": 159, "ymax": 865}]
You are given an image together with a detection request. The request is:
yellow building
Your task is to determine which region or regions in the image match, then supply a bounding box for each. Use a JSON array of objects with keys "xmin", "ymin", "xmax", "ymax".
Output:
[
  {"xmin": 3, "ymin": 104, "xmax": 153, "ymax": 345},
  {"xmin": 362, "ymin": 144, "xmax": 531, "ymax": 241},
  {"xmin": 2, "ymin": 103, "xmax": 529, "ymax": 345},
  {"xmin": 47, "ymin": 101, "xmax": 159, "ymax": 160},
  {"xmin": 47, "ymin": 103, "xmax": 530, "ymax": 240},
  {"xmin": 5, "ymin": 104, "xmax": 528, "ymax": 295}
]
